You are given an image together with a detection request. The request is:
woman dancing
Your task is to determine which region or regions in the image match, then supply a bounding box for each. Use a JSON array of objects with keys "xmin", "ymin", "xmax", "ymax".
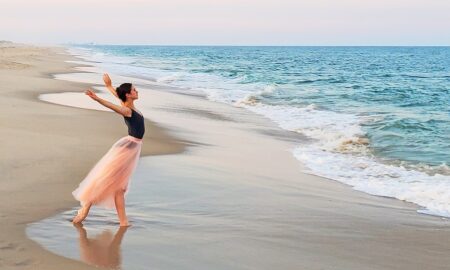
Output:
[{"xmin": 72, "ymin": 74, "xmax": 145, "ymax": 227}]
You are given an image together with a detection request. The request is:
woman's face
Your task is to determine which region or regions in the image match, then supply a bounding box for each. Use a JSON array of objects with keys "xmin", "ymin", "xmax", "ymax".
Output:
[{"xmin": 128, "ymin": 86, "xmax": 139, "ymax": 100}]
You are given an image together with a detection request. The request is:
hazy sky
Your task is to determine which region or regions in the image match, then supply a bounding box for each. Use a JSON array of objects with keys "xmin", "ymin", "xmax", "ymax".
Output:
[{"xmin": 1, "ymin": 0, "xmax": 449, "ymax": 45}]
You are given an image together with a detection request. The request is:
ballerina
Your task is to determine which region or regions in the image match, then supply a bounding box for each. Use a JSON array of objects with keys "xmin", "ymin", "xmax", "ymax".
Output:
[{"xmin": 72, "ymin": 74, "xmax": 145, "ymax": 226}]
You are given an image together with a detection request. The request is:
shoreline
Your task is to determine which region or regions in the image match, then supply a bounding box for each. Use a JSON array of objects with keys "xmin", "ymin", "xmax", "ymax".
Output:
[{"xmin": 0, "ymin": 43, "xmax": 185, "ymax": 269}]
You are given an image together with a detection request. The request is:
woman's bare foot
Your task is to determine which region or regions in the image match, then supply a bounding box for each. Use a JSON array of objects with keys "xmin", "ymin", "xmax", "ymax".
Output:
[
  {"xmin": 119, "ymin": 220, "xmax": 131, "ymax": 227},
  {"xmin": 72, "ymin": 206, "xmax": 89, "ymax": 224}
]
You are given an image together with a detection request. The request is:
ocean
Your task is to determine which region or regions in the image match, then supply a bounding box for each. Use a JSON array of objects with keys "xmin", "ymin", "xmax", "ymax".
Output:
[{"xmin": 69, "ymin": 45, "xmax": 450, "ymax": 217}]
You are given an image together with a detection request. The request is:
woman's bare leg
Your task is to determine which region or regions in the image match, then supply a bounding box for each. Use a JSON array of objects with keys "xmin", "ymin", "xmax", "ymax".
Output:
[
  {"xmin": 72, "ymin": 203, "xmax": 92, "ymax": 224},
  {"xmin": 114, "ymin": 190, "xmax": 129, "ymax": 226}
]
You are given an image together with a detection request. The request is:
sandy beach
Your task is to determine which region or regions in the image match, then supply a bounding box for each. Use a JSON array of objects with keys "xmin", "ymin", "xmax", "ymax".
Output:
[
  {"xmin": 0, "ymin": 42, "xmax": 184, "ymax": 269},
  {"xmin": 2, "ymin": 43, "xmax": 450, "ymax": 270}
]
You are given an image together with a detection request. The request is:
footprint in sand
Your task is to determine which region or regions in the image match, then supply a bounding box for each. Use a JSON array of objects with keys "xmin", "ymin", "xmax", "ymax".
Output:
[
  {"xmin": 14, "ymin": 259, "xmax": 34, "ymax": 267},
  {"xmin": 0, "ymin": 242, "xmax": 18, "ymax": 250}
]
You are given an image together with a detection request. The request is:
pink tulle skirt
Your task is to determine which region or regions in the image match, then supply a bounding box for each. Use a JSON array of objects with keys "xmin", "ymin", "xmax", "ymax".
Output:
[{"xmin": 72, "ymin": 135, "xmax": 142, "ymax": 209}]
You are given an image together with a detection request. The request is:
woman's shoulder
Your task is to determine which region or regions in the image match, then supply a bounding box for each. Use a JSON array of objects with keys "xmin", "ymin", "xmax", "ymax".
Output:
[{"xmin": 122, "ymin": 106, "xmax": 133, "ymax": 118}]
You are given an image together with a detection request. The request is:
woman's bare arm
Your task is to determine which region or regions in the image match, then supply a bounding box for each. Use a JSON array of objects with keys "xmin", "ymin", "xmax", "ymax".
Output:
[
  {"xmin": 85, "ymin": 89, "xmax": 131, "ymax": 117},
  {"xmin": 102, "ymin": 73, "xmax": 124, "ymax": 103}
]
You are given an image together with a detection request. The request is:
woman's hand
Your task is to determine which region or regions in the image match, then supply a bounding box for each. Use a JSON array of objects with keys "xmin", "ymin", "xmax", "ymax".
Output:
[
  {"xmin": 103, "ymin": 73, "xmax": 122, "ymax": 101},
  {"xmin": 85, "ymin": 89, "xmax": 99, "ymax": 101},
  {"xmin": 103, "ymin": 73, "xmax": 112, "ymax": 87}
]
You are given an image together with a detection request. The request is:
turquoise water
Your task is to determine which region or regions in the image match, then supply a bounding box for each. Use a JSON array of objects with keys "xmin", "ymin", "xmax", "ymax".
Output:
[{"xmin": 73, "ymin": 45, "xmax": 450, "ymax": 168}]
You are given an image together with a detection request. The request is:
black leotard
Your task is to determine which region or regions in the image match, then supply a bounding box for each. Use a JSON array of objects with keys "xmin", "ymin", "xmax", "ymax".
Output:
[{"xmin": 123, "ymin": 108, "xmax": 145, "ymax": 139}]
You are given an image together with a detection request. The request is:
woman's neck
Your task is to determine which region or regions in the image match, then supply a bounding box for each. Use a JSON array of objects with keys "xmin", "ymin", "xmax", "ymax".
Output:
[{"xmin": 124, "ymin": 100, "xmax": 135, "ymax": 108}]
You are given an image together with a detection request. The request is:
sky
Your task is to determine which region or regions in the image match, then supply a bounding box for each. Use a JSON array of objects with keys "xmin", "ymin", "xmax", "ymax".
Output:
[{"xmin": 1, "ymin": 0, "xmax": 449, "ymax": 45}]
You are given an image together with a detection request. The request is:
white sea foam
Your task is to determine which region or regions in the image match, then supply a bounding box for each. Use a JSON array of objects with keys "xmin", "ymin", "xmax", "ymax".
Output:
[
  {"xmin": 231, "ymin": 101, "xmax": 367, "ymax": 153},
  {"xmin": 156, "ymin": 74, "xmax": 183, "ymax": 83},
  {"xmin": 293, "ymin": 145, "xmax": 450, "ymax": 218},
  {"xmin": 234, "ymin": 85, "xmax": 278, "ymax": 106}
]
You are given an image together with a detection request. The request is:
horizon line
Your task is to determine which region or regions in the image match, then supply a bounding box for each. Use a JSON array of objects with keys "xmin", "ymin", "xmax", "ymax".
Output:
[{"xmin": 61, "ymin": 43, "xmax": 450, "ymax": 47}]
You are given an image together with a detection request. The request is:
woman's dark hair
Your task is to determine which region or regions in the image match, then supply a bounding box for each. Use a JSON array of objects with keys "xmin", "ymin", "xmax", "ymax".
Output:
[{"xmin": 116, "ymin": 83, "xmax": 132, "ymax": 102}]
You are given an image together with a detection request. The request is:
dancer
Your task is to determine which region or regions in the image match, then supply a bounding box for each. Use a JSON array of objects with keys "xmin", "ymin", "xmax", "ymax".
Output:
[{"xmin": 72, "ymin": 73, "xmax": 145, "ymax": 226}]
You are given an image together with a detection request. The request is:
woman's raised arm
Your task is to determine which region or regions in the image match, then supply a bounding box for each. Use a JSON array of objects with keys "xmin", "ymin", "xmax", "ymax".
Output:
[
  {"xmin": 85, "ymin": 89, "xmax": 131, "ymax": 117},
  {"xmin": 103, "ymin": 73, "xmax": 123, "ymax": 103}
]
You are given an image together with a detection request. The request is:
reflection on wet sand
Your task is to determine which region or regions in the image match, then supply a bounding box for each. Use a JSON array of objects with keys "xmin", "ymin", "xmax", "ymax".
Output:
[{"xmin": 74, "ymin": 223, "xmax": 128, "ymax": 269}]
